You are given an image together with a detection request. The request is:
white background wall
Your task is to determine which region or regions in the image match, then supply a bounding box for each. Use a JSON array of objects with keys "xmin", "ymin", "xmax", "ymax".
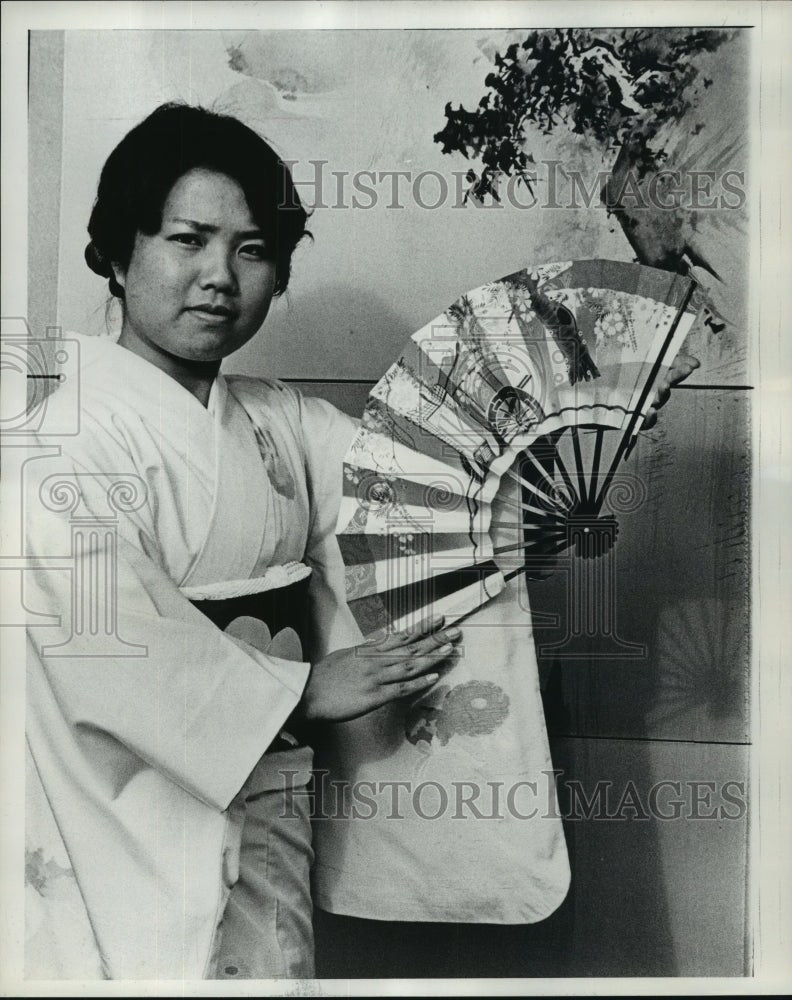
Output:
[{"xmin": 50, "ymin": 29, "xmax": 631, "ymax": 378}]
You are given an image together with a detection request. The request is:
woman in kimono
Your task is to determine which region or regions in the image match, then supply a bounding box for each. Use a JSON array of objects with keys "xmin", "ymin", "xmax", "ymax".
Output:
[{"xmin": 23, "ymin": 103, "xmax": 461, "ymax": 981}]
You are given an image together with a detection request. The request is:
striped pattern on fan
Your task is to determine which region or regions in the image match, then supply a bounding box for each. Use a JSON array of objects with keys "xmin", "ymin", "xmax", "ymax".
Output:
[{"xmin": 336, "ymin": 259, "xmax": 698, "ymax": 637}]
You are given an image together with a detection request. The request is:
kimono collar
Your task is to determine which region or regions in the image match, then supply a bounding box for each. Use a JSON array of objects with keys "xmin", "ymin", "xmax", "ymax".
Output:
[
  {"xmin": 68, "ymin": 332, "xmax": 225, "ymax": 422},
  {"xmin": 67, "ymin": 334, "xmax": 271, "ymax": 587}
]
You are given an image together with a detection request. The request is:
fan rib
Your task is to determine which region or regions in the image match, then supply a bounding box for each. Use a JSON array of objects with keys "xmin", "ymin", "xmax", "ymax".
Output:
[
  {"xmin": 494, "ymin": 494, "xmax": 565, "ymax": 521},
  {"xmin": 571, "ymin": 427, "xmax": 589, "ymax": 507},
  {"xmin": 505, "ymin": 467, "xmax": 570, "ymax": 513},
  {"xmin": 588, "ymin": 428, "xmax": 605, "ymax": 510},
  {"xmin": 550, "ymin": 448, "xmax": 578, "ymax": 510},
  {"xmin": 597, "ymin": 280, "xmax": 697, "ymax": 499},
  {"xmin": 505, "ymin": 458, "xmax": 571, "ymax": 512},
  {"xmin": 494, "ymin": 535, "xmax": 569, "ymax": 556}
]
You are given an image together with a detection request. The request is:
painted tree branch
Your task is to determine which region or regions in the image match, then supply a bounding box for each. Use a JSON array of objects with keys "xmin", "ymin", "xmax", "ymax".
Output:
[{"xmin": 434, "ymin": 28, "xmax": 731, "ymax": 212}]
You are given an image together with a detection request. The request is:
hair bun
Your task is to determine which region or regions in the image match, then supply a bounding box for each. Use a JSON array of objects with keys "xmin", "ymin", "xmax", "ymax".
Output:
[
  {"xmin": 85, "ymin": 241, "xmax": 111, "ymax": 278},
  {"xmin": 85, "ymin": 241, "xmax": 124, "ymax": 298}
]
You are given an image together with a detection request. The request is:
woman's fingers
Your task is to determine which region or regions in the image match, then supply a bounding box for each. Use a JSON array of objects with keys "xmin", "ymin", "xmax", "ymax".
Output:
[
  {"xmin": 376, "ymin": 671, "xmax": 441, "ymax": 704},
  {"xmin": 375, "ymin": 628, "xmax": 462, "ymax": 674},
  {"xmin": 379, "ymin": 642, "xmax": 458, "ymax": 682},
  {"xmin": 401, "ymin": 627, "xmax": 461, "ymax": 659},
  {"xmin": 375, "ymin": 614, "xmax": 446, "ymax": 652},
  {"xmin": 358, "ymin": 615, "xmax": 461, "ymax": 707}
]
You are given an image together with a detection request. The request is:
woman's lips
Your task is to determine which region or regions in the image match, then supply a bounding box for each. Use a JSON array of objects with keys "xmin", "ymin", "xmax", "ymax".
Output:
[{"xmin": 187, "ymin": 305, "xmax": 236, "ymax": 323}]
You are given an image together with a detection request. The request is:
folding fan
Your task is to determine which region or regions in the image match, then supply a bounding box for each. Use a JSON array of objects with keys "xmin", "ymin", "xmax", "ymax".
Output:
[{"xmin": 336, "ymin": 259, "xmax": 698, "ymax": 637}]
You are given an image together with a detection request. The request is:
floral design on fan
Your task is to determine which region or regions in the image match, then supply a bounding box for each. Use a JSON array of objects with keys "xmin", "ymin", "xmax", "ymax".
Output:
[
  {"xmin": 375, "ymin": 364, "xmax": 427, "ymax": 424},
  {"xmin": 405, "ymin": 680, "xmax": 511, "ymax": 747},
  {"xmin": 445, "ymin": 292, "xmax": 476, "ymax": 331},
  {"xmin": 599, "ymin": 309, "xmax": 627, "ymax": 342},
  {"xmin": 527, "ymin": 261, "xmax": 573, "ymax": 288},
  {"xmin": 474, "ymin": 278, "xmax": 510, "ymax": 313},
  {"xmin": 531, "ymin": 264, "xmax": 574, "ymax": 294},
  {"xmin": 393, "ymin": 532, "xmax": 417, "ymax": 555},
  {"xmin": 591, "ymin": 292, "xmax": 638, "ymax": 350},
  {"xmin": 348, "ymin": 424, "xmax": 404, "ymax": 477},
  {"xmin": 362, "ymin": 399, "xmax": 405, "ymax": 441}
]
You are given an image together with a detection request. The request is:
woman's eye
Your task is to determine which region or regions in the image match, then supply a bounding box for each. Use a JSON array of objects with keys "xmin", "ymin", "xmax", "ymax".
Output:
[
  {"xmin": 240, "ymin": 244, "xmax": 269, "ymax": 260},
  {"xmin": 169, "ymin": 233, "xmax": 202, "ymax": 247}
]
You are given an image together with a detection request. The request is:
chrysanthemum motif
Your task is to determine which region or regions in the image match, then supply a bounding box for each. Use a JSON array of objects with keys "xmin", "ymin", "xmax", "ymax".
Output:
[
  {"xmin": 405, "ymin": 680, "xmax": 511, "ymax": 747},
  {"xmin": 438, "ymin": 680, "xmax": 511, "ymax": 742},
  {"xmin": 597, "ymin": 309, "xmax": 627, "ymax": 344}
]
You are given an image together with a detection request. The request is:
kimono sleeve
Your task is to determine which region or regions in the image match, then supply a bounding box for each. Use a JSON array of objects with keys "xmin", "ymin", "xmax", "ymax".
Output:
[
  {"xmin": 296, "ymin": 395, "xmax": 364, "ymax": 662},
  {"xmin": 24, "ymin": 442, "xmax": 309, "ymax": 813}
]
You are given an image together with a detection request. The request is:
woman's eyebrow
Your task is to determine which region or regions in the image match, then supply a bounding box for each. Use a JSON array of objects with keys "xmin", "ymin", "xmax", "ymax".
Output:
[{"xmin": 170, "ymin": 217, "xmax": 266, "ymax": 239}]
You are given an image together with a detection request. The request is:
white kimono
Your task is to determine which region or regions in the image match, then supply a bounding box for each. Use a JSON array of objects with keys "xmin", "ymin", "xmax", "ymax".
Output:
[
  {"xmin": 25, "ymin": 333, "xmax": 570, "ymax": 979},
  {"xmin": 23, "ymin": 334, "xmax": 352, "ymax": 980}
]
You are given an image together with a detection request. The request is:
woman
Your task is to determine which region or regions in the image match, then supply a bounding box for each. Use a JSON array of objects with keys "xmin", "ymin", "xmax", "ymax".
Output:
[{"xmin": 24, "ymin": 103, "xmax": 460, "ymax": 980}]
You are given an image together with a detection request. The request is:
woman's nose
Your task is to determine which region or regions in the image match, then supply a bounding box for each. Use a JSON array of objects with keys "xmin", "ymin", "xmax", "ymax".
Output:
[{"xmin": 199, "ymin": 247, "xmax": 238, "ymax": 293}]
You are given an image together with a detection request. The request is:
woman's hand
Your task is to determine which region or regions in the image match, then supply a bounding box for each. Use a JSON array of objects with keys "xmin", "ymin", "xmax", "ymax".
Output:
[
  {"xmin": 297, "ymin": 616, "xmax": 460, "ymax": 724},
  {"xmin": 642, "ymin": 353, "xmax": 700, "ymax": 430}
]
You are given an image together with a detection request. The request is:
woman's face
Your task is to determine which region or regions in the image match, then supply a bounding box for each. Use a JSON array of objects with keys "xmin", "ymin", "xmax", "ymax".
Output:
[{"xmin": 114, "ymin": 168, "xmax": 277, "ymax": 366}]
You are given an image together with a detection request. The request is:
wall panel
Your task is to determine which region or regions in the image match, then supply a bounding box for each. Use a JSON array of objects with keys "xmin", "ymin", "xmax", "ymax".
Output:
[
  {"xmin": 28, "ymin": 32, "xmax": 65, "ymax": 340},
  {"xmin": 530, "ymin": 387, "xmax": 751, "ymax": 745},
  {"xmin": 284, "ymin": 379, "xmax": 373, "ymax": 420},
  {"xmin": 549, "ymin": 736, "xmax": 749, "ymax": 977}
]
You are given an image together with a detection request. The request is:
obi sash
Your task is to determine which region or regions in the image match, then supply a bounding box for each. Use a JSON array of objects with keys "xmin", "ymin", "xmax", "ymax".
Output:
[
  {"xmin": 190, "ymin": 573, "xmax": 311, "ymax": 641},
  {"xmin": 183, "ymin": 562, "xmax": 313, "ymax": 753}
]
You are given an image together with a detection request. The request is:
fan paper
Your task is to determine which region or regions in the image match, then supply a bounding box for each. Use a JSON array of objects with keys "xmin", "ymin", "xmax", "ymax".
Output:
[{"xmin": 336, "ymin": 259, "xmax": 698, "ymax": 636}]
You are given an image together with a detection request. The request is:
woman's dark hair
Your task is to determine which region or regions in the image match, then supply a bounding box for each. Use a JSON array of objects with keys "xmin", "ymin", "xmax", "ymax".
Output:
[{"xmin": 85, "ymin": 102, "xmax": 310, "ymax": 297}]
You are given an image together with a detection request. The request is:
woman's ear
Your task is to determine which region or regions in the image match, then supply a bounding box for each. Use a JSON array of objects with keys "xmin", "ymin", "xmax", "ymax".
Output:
[{"xmin": 111, "ymin": 263, "xmax": 126, "ymax": 292}]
